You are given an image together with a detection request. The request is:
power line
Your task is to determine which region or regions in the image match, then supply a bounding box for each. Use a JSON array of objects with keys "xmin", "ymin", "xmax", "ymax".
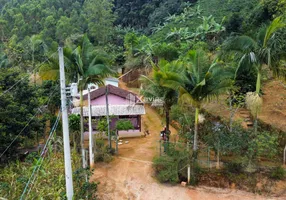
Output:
[
  {"xmin": 0, "ymin": 77, "xmax": 26, "ymax": 96},
  {"xmin": 0, "ymin": 84, "xmax": 60, "ymax": 158},
  {"xmin": 0, "ymin": 111, "xmax": 39, "ymax": 158},
  {"xmin": 0, "ymin": 50, "xmax": 58, "ymax": 97},
  {"xmin": 20, "ymin": 111, "xmax": 61, "ymax": 200}
]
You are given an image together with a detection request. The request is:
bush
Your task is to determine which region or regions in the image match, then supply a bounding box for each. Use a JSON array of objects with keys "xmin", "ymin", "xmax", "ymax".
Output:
[
  {"xmin": 153, "ymin": 142, "xmax": 194, "ymax": 184},
  {"xmin": 190, "ymin": 161, "xmax": 204, "ymax": 186},
  {"xmin": 153, "ymin": 43, "xmax": 179, "ymax": 61},
  {"xmin": 153, "ymin": 156, "xmax": 179, "ymax": 184},
  {"xmin": 225, "ymin": 161, "xmax": 243, "ymax": 174},
  {"xmin": 116, "ymin": 119, "xmax": 134, "ymax": 130},
  {"xmin": 73, "ymin": 168, "xmax": 98, "ymax": 199},
  {"xmin": 24, "ymin": 152, "xmax": 40, "ymax": 163},
  {"xmin": 270, "ymin": 166, "xmax": 285, "ymax": 180},
  {"xmin": 94, "ymin": 138, "xmax": 114, "ymax": 163}
]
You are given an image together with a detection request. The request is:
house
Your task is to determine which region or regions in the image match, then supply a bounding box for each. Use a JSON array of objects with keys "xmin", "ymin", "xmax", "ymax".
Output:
[{"xmin": 71, "ymin": 84, "xmax": 145, "ymax": 138}]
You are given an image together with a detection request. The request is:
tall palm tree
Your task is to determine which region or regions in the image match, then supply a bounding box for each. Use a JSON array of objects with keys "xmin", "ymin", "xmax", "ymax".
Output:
[
  {"xmin": 140, "ymin": 60, "xmax": 181, "ymax": 136},
  {"xmin": 26, "ymin": 35, "xmax": 47, "ymax": 85},
  {"xmin": 64, "ymin": 35, "xmax": 113, "ymax": 168},
  {"xmin": 159, "ymin": 50, "xmax": 233, "ymax": 154},
  {"xmin": 223, "ymin": 17, "xmax": 286, "ymax": 133},
  {"xmin": 39, "ymin": 35, "xmax": 114, "ymax": 168}
]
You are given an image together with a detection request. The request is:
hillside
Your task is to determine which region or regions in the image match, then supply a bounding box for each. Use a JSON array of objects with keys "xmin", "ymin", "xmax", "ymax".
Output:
[{"xmin": 204, "ymin": 79, "xmax": 286, "ymax": 132}]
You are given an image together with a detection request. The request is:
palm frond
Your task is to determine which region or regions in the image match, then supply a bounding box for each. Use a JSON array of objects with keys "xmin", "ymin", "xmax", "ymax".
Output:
[
  {"xmin": 264, "ymin": 17, "xmax": 286, "ymax": 48},
  {"xmin": 39, "ymin": 64, "xmax": 59, "ymax": 81},
  {"xmin": 178, "ymin": 87, "xmax": 200, "ymax": 107},
  {"xmin": 223, "ymin": 35, "xmax": 258, "ymax": 53},
  {"xmin": 85, "ymin": 64, "xmax": 114, "ymax": 77}
]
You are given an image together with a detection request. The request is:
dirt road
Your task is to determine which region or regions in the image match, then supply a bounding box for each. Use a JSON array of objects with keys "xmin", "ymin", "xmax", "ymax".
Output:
[{"xmin": 90, "ymin": 104, "xmax": 281, "ymax": 200}]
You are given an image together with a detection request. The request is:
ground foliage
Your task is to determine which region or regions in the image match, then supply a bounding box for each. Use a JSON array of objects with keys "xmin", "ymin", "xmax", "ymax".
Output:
[{"xmin": 0, "ymin": 144, "xmax": 97, "ymax": 199}]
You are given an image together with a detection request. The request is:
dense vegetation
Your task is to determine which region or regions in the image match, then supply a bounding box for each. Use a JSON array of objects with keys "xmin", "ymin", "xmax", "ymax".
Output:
[{"xmin": 0, "ymin": 0, "xmax": 286, "ymax": 198}]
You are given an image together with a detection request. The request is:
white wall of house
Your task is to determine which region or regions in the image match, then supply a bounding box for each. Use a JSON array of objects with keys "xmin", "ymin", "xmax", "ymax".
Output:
[{"xmin": 105, "ymin": 78, "xmax": 119, "ymax": 87}]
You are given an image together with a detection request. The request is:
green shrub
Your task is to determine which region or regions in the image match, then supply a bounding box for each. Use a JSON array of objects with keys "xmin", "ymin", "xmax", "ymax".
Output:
[
  {"xmin": 116, "ymin": 119, "xmax": 134, "ymax": 130},
  {"xmin": 21, "ymin": 138, "xmax": 35, "ymax": 148},
  {"xmin": 190, "ymin": 161, "xmax": 203, "ymax": 186},
  {"xmin": 153, "ymin": 156, "xmax": 179, "ymax": 184},
  {"xmin": 270, "ymin": 166, "xmax": 285, "ymax": 180},
  {"xmin": 73, "ymin": 168, "xmax": 98, "ymax": 199},
  {"xmin": 153, "ymin": 43, "xmax": 179, "ymax": 61},
  {"xmin": 225, "ymin": 162, "xmax": 243, "ymax": 174},
  {"xmin": 25, "ymin": 152, "xmax": 40, "ymax": 163},
  {"xmin": 94, "ymin": 138, "xmax": 114, "ymax": 163}
]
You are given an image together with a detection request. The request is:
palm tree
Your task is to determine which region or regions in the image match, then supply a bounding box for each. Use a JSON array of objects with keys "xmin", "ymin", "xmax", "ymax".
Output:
[
  {"xmin": 26, "ymin": 35, "xmax": 47, "ymax": 85},
  {"xmin": 140, "ymin": 60, "xmax": 182, "ymax": 136},
  {"xmin": 64, "ymin": 35, "xmax": 113, "ymax": 168},
  {"xmin": 39, "ymin": 35, "xmax": 113, "ymax": 168},
  {"xmin": 159, "ymin": 50, "xmax": 233, "ymax": 154},
  {"xmin": 223, "ymin": 17, "xmax": 286, "ymax": 133}
]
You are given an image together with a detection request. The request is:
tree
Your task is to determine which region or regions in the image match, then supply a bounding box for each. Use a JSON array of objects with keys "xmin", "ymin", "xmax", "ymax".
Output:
[
  {"xmin": 204, "ymin": 123, "xmax": 229, "ymax": 169},
  {"xmin": 123, "ymin": 33, "xmax": 156, "ymax": 70},
  {"xmin": 56, "ymin": 16, "xmax": 74, "ymax": 43},
  {"xmin": 0, "ymin": 18, "xmax": 8, "ymax": 42},
  {"xmin": 222, "ymin": 17, "xmax": 286, "ymax": 133},
  {"xmin": 227, "ymin": 90, "xmax": 244, "ymax": 132},
  {"xmin": 83, "ymin": 0, "xmax": 116, "ymax": 45},
  {"xmin": 160, "ymin": 49, "xmax": 232, "ymax": 154},
  {"xmin": 65, "ymin": 34, "xmax": 114, "ymax": 168},
  {"xmin": 22, "ymin": 35, "xmax": 47, "ymax": 84},
  {"xmin": 69, "ymin": 114, "xmax": 81, "ymax": 151},
  {"xmin": 0, "ymin": 68, "xmax": 42, "ymax": 158},
  {"xmin": 141, "ymin": 60, "xmax": 181, "ymax": 137},
  {"xmin": 153, "ymin": 43, "xmax": 179, "ymax": 62},
  {"xmin": 194, "ymin": 15, "xmax": 225, "ymax": 41},
  {"xmin": 166, "ymin": 27, "xmax": 192, "ymax": 43}
]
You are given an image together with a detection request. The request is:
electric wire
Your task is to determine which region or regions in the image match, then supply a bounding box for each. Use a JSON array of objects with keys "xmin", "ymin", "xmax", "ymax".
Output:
[
  {"xmin": 0, "ymin": 84, "xmax": 60, "ymax": 158},
  {"xmin": 20, "ymin": 111, "xmax": 61, "ymax": 200},
  {"xmin": 26, "ymin": 106, "xmax": 73, "ymax": 197},
  {"xmin": 22, "ymin": 104, "xmax": 72, "ymax": 198},
  {"xmin": 0, "ymin": 50, "xmax": 58, "ymax": 97}
]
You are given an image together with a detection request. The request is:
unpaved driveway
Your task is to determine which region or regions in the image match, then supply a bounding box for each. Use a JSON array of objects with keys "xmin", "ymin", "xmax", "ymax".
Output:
[{"xmin": 90, "ymin": 105, "xmax": 282, "ymax": 200}]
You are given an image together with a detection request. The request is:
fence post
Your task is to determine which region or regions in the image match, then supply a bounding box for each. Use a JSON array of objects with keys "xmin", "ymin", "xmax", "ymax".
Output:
[
  {"xmin": 283, "ymin": 145, "xmax": 286, "ymax": 165},
  {"xmin": 187, "ymin": 142, "xmax": 190, "ymax": 184},
  {"xmin": 187, "ymin": 164, "xmax": 191, "ymax": 184},
  {"xmin": 208, "ymin": 147, "xmax": 210, "ymax": 170},
  {"xmin": 115, "ymin": 130, "xmax": 118, "ymax": 155},
  {"xmin": 159, "ymin": 140, "xmax": 162, "ymax": 156}
]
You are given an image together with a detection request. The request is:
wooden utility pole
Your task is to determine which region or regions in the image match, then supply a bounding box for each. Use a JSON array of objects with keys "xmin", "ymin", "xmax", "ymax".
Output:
[
  {"xmin": 59, "ymin": 46, "xmax": 74, "ymax": 199},
  {"xmin": 105, "ymin": 86, "xmax": 111, "ymax": 149},
  {"xmin": 88, "ymin": 87, "xmax": 94, "ymax": 168}
]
